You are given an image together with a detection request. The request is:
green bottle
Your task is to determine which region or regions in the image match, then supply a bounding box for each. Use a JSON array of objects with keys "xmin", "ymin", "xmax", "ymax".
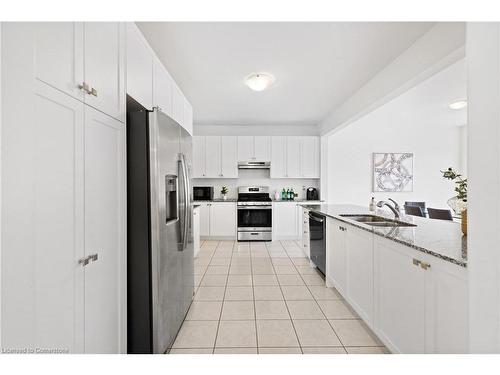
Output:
[{"xmin": 281, "ymin": 188, "xmax": 286, "ymax": 200}]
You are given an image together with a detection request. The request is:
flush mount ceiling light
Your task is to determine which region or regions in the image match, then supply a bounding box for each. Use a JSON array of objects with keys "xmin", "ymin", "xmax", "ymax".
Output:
[
  {"xmin": 244, "ymin": 72, "xmax": 276, "ymax": 91},
  {"xmin": 448, "ymin": 100, "xmax": 468, "ymax": 110}
]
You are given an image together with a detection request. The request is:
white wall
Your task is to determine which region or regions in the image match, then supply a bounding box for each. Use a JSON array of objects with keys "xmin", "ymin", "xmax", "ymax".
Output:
[
  {"xmin": 193, "ymin": 169, "xmax": 319, "ymax": 200},
  {"xmin": 326, "ymin": 59, "xmax": 466, "ymax": 209},
  {"xmin": 467, "ymin": 22, "xmax": 500, "ymax": 353},
  {"xmin": 194, "ymin": 124, "xmax": 318, "ymax": 136}
]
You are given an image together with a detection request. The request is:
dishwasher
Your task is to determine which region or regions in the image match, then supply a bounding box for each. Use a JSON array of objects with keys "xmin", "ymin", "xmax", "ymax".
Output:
[{"xmin": 308, "ymin": 212, "xmax": 326, "ymax": 275}]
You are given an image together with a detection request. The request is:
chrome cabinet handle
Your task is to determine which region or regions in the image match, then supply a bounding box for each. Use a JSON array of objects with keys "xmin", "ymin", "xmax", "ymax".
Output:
[
  {"xmin": 412, "ymin": 259, "xmax": 421, "ymax": 267},
  {"xmin": 78, "ymin": 82, "xmax": 91, "ymax": 94},
  {"xmin": 90, "ymin": 87, "xmax": 98, "ymax": 97},
  {"xmin": 89, "ymin": 253, "xmax": 98, "ymax": 262},
  {"xmin": 78, "ymin": 256, "xmax": 90, "ymax": 267},
  {"xmin": 420, "ymin": 262, "xmax": 431, "ymax": 270}
]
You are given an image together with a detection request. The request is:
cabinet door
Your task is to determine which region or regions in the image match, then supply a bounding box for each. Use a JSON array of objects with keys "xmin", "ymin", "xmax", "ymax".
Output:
[
  {"xmin": 300, "ymin": 136, "xmax": 320, "ymax": 178},
  {"xmin": 32, "ymin": 22, "xmax": 84, "ymax": 101},
  {"xmin": 272, "ymin": 203, "xmax": 298, "ymax": 239},
  {"xmin": 192, "ymin": 136, "xmax": 206, "ymax": 178},
  {"xmin": 153, "ymin": 58, "xmax": 173, "ymax": 117},
  {"xmin": 301, "ymin": 209, "xmax": 310, "ymax": 258},
  {"xmin": 220, "ymin": 136, "xmax": 238, "ymax": 178},
  {"xmin": 199, "ymin": 203, "xmax": 210, "ymax": 237},
  {"xmin": 193, "ymin": 208, "xmax": 201, "ymax": 257},
  {"xmin": 84, "ymin": 106, "xmax": 126, "ymax": 353},
  {"xmin": 374, "ymin": 237, "xmax": 425, "ymax": 353},
  {"xmin": 327, "ymin": 220, "xmax": 347, "ymax": 295},
  {"xmin": 172, "ymin": 82, "xmax": 185, "ymax": 126},
  {"xmin": 84, "ymin": 22, "xmax": 126, "ymax": 122},
  {"xmin": 254, "ymin": 136, "xmax": 271, "ymax": 161},
  {"xmin": 183, "ymin": 99, "xmax": 194, "ymax": 136},
  {"xmin": 271, "ymin": 136, "xmax": 287, "ymax": 178},
  {"xmin": 126, "ymin": 23, "xmax": 153, "ymax": 110},
  {"xmin": 205, "ymin": 136, "xmax": 222, "ymax": 178},
  {"xmin": 210, "ymin": 203, "xmax": 237, "ymax": 237},
  {"xmin": 346, "ymin": 226, "xmax": 374, "ymax": 324},
  {"xmin": 286, "ymin": 136, "xmax": 301, "ymax": 178},
  {"xmin": 237, "ymin": 136, "xmax": 254, "ymax": 161}
]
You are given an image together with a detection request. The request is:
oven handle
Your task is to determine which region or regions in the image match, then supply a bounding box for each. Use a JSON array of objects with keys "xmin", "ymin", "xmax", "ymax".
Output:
[
  {"xmin": 308, "ymin": 214, "xmax": 324, "ymax": 223},
  {"xmin": 237, "ymin": 206, "xmax": 272, "ymax": 210}
]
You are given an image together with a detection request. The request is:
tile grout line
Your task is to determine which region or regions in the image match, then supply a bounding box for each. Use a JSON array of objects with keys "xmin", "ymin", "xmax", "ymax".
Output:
[
  {"xmin": 248, "ymin": 241, "xmax": 260, "ymax": 351},
  {"xmin": 212, "ymin": 240, "xmax": 232, "ymax": 354}
]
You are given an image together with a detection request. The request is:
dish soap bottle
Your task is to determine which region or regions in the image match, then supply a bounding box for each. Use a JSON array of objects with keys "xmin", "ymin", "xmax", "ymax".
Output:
[{"xmin": 369, "ymin": 197, "xmax": 376, "ymax": 211}]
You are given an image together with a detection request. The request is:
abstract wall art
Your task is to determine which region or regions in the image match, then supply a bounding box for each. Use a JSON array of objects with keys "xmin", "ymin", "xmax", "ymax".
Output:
[{"xmin": 373, "ymin": 153, "xmax": 413, "ymax": 192}]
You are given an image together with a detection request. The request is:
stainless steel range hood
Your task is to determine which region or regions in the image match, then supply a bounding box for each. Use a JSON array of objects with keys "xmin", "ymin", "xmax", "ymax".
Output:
[{"xmin": 238, "ymin": 161, "xmax": 271, "ymax": 169}]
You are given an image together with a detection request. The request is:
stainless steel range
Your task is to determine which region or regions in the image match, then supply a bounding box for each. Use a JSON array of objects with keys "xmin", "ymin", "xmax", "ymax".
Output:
[{"xmin": 237, "ymin": 186, "xmax": 272, "ymax": 241}]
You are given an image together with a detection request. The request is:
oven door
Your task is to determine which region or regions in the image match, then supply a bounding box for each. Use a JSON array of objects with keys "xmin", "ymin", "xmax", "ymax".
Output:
[{"xmin": 237, "ymin": 206, "xmax": 272, "ymax": 231}]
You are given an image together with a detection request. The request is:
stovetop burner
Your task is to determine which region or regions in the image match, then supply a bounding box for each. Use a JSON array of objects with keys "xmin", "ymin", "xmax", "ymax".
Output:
[{"xmin": 237, "ymin": 186, "xmax": 271, "ymax": 203}]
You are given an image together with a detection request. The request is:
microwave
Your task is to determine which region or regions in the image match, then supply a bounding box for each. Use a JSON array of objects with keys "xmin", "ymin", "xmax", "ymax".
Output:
[{"xmin": 193, "ymin": 186, "xmax": 214, "ymax": 201}]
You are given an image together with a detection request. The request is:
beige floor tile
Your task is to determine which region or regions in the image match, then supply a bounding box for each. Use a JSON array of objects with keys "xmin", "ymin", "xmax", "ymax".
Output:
[
  {"xmin": 281, "ymin": 285, "xmax": 314, "ymax": 300},
  {"xmin": 346, "ymin": 346, "xmax": 389, "ymax": 354},
  {"xmin": 232, "ymin": 252, "xmax": 250, "ymax": 258},
  {"xmin": 255, "ymin": 300, "xmax": 290, "ymax": 320},
  {"xmin": 194, "ymin": 274, "xmax": 203, "ymax": 287},
  {"xmin": 302, "ymin": 347, "xmax": 347, "ymax": 354},
  {"xmin": 251, "ymin": 252, "xmax": 270, "ymax": 258},
  {"xmin": 256, "ymin": 320, "xmax": 300, "ymax": 348},
  {"xmin": 172, "ymin": 321, "xmax": 218, "ymax": 348},
  {"xmin": 329, "ymin": 319, "xmax": 382, "ymax": 346},
  {"xmin": 317, "ymin": 300, "xmax": 357, "ymax": 319},
  {"xmin": 205, "ymin": 265, "xmax": 230, "ymax": 275},
  {"xmin": 271, "ymin": 258, "xmax": 293, "ymax": 266},
  {"xmin": 293, "ymin": 320, "xmax": 342, "ymax": 347},
  {"xmin": 215, "ymin": 320, "xmax": 257, "ymax": 348},
  {"xmin": 286, "ymin": 300, "xmax": 325, "ymax": 319},
  {"xmin": 213, "ymin": 251, "xmax": 233, "ymax": 258},
  {"xmin": 291, "ymin": 257, "xmax": 311, "ymax": 266},
  {"xmin": 277, "ymin": 274, "xmax": 305, "ymax": 286},
  {"xmin": 296, "ymin": 265, "xmax": 319, "ymax": 275},
  {"xmin": 194, "ymin": 265, "xmax": 207, "ymax": 275},
  {"xmin": 214, "ymin": 347, "xmax": 258, "ymax": 354},
  {"xmin": 224, "ymin": 286, "xmax": 253, "ymax": 301},
  {"xmin": 258, "ymin": 347, "xmax": 302, "ymax": 354},
  {"xmin": 227, "ymin": 274, "xmax": 253, "ymax": 287},
  {"xmin": 195, "ymin": 286, "xmax": 225, "ymax": 301},
  {"xmin": 200, "ymin": 274, "xmax": 227, "ymax": 287},
  {"xmin": 254, "ymin": 286, "xmax": 283, "ymax": 300},
  {"xmin": 229, "ymin": 265, "xmax": 252, "ymax": 275},
  {"xmin": 221, "ymin": 301, "xmax": 255, "ymax": 320},
  {"xmin": 250, "ymin": 243, "xmax": 267, "ymax": 251},
  {"xmin": 274, "ymin": 265, "xmax": 299, "ymax": 275},
  {"xmin": 195, "ymin": 257, "xmax": 211, "ymax": 266},
  {"xmin": 209, "ymin": 258, "xmax": 231, "ymax": 266},
  {"xmin": 301, "ymin": 274, "xmax": 326, "ymax": 286},
  {"xmin": 252, "ymin": 265, "xmax": 276, "ymax": 275},
  {"xmin": 186, "ymin": 301, "xmax": 222, "ymax": 321},
  {"xmin": 169, "ymin": 348, "xmax": 213, "ymax": 354},
  {"xmin": 268, "ymin": 252, "xmax": 288, "ymax": 258},
  {"xmin": 230, "ymin": 258, "xmax": 251, "ymax": 266},
  {"xmin": 308, "ymin": 286, "xmax": 342, "ymax": 300},
  {"xmin": 265, "ymin": 242, "xmax": 284, "ymax": 251},
  {"xmin": 253, "ymin": 274, "xmax": 279, "ymax": 286}
]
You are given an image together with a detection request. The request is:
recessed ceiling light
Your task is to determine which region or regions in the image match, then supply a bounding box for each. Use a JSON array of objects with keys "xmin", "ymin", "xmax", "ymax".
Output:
[
  {"xmin": 449, "ymin": 100, "xmax": 467, "ymax": 110},
  {"xmin": 244, "ymin": 73, "xmax": 275, "ymax": 91}
]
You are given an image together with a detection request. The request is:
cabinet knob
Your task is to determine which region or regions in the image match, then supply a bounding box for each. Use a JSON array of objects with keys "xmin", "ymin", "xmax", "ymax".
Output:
[{"xmin": 420, "ymin": 262, "xmax": 431, "ymax": 270}]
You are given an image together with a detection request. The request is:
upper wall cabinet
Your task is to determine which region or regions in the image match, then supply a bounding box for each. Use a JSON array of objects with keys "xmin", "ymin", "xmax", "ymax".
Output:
[
  {"xmin": 31, "ymin": 22, "xmax": 126, "ymax": 122},
  {"xmin": 84, "ymin": 22, "xmax": 126, "ymax": 122},
  {"xmin": 172, "ymin": 82, "xmax": 185, "ymax": 126},
  {"xmin": 237, "ymin": 136, "xmax": 271, "ymax": 162},
  {"xmin": 126, "ymin": 23, "xmax": 153, "ymax": 110},
  {"xmin": 270, "ymin": 136, "xmax": 320, "ymax": 178},
  {"xmin": 193, "ymin": 136, "xmax": 238, "ymax": 178},
  {"xmin": 153, "ymin": 57, "xmax": 173, "ymax": 117}
]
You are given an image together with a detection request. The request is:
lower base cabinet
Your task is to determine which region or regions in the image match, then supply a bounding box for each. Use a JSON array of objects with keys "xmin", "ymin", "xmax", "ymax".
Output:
[
  {"xmin": 198, "ymin": 202, "xmax": 237, "ymax": 239},
  {"xmin": 193, "ymin": 206, "xmax": 201, "ymax": 257},
  {"xmin": 272, "ymin": 202, "xmax": 298, "ymax": 240},
  {"xmin": 326, "ymin": 218, "xmax": 468, "ymax": 354}
]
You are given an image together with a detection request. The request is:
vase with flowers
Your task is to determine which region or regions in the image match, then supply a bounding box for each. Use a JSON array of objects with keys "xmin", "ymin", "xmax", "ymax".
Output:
[{"xmin": 441, "ymin": 167, "xmax": 467, "ymax": 235}]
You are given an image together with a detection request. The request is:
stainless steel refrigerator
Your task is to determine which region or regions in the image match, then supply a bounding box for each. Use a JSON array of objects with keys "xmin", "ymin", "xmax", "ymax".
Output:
[{"xmin": 127, "ymin": 97, "xmax": 194, "ymax": 354}]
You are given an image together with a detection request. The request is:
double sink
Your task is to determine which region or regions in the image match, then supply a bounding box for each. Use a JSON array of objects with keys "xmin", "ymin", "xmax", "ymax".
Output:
[{"xmin": 340, "ymin": 214, "xmax": 416, "ymax": 228}]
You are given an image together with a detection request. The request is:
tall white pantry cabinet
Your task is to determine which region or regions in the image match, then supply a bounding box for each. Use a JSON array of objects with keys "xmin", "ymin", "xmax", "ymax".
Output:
[{"xmin": 1, "ymin": 23, "xmax": 126, "ymax": 353}]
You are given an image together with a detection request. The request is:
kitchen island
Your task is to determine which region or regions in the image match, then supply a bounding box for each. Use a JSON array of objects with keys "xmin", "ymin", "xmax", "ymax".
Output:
[{"xmin": 302, "ymin": 203, "xmax": 468, "ymax": 354}]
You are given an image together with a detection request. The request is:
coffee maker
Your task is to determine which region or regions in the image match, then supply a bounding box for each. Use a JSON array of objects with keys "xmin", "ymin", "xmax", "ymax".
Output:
[{"xmin": 306, "ymin": 187, "xmax": 319, "ymax": 200}]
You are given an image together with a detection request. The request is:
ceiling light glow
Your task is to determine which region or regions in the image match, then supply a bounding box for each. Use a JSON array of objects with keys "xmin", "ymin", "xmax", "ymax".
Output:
[
  {"xmin": 449, "ymin": 100, "xmax": 467, "ymax": 110},
  {"xmin": 244, "ymin": 73, "xmax": 275, "ymax": 91}
]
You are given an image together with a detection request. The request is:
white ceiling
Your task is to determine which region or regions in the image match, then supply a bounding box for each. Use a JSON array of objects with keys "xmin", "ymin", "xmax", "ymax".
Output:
[{"xmin": 137, "ymin": 22, "xmax": 435, "ymax": 126}]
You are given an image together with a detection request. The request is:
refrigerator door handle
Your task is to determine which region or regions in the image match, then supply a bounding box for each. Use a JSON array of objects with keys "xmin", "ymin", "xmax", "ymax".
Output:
[{"xmin": 179, "ymin": 153, "xmax": 190, "ymax": 251}]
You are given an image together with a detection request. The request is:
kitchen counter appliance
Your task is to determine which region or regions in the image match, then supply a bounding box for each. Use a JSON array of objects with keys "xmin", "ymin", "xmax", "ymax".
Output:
[
  {"xmin": 307, "ymin": 187, "xmax": 319, "ymax": 201},
  {"xmin": 309, "ymin": 211, "xmax": 326, "ymax": 274},
  {"xmin": 193, "ymin": 186, "xmax": 214, "ymax": 201},
  {"xmin": 237, "ymin": 186, "xmax": 272, "ymax": 241}
]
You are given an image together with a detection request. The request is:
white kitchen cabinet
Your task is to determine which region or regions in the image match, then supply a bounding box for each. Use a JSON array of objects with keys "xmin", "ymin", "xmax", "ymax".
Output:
[
  {"xmin": 126, "ymin": 23, "xmax": 153, "ymax": 110},
  {"xmin": 193, "ymin": 206, "xmax": 201, "ymax": 257},
  {"xmin": 326, "ymin": 218, "xmax": 348, "ymax": 295},
  {"xmin": 32, "ymin": 22, "xmax": 84, "ymax": 101},
  {"xmin": 301, "ymin": 207, "xmax": 310, "ymax": 258},
  {"xmin": 153, "ymin": 57, "xmax": 173, "ymax": 117},
  {"xmin": 83, "ymin": 106, "xmax": 126, "ymax": 353},
  {"xmin": 210, "ymin": 202, "xmax": 237, "ymax": 238},
  {"xmin": 199, "ymin": 203, "xmax": 210, "ymax": 237},
  {"xmin": 346, "ymin": 226, "xmax": 374, "ymax": 325},
  {"xmin": 172, "ymin": 82, "xmax": 185, "ymax": 126},
  {"xmin": 205, "ymin": 136, "xmax": 222, "ymax": 178},
  {"xmin": 193, "ymin": 136, "xmax": 206, "ymax": 178},
  {"xmin": 270, "ymin": 136, "xmax": 287, "ymax": 178},
  {"xmin": 183, "ymin": 99, "xmax": 194, "ymax": 136},
  {"xmin": 237, "ymin": 136, "xmax": 254, "ymax": 161},
  {"xmin": 300, "ymin": 136, "xmax": 320, "ymax": 178},
  {"xmin": 286, "ymin": 137, "xmax": 301, "ymax": 178},
  {"xmin": 84, "ymin": 22, "xmax": 126, "ymax": 122},
  {"xmin": 254, "ymin": 136, "xmax": 271, "ymax": 161},
  {"xmin": 272, "ymin": 202, "xmax": 299, "ymax": 240},
  {"xmin": 220, "ymin": 136, "xmax": 238, "ymax": 178}
]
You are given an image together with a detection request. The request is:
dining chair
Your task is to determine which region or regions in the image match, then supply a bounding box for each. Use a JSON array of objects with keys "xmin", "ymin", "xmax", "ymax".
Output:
[
  {"xmin": 404, "ymin": 205, "xmax": 425, "ymax": 217},
  {"xmin": 427, "ymin": 208, "xmax": 453, "ymax": 221}
]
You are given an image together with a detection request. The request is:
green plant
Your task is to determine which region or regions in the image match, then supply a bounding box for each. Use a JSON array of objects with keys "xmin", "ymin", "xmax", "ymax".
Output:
[
  {"xmin": 441, "ymin": 167, "xmax": 467, "ymax": 202},
  {"xmin": 221, "ymin": 186, "xmax": 228, "ymax": 195}
]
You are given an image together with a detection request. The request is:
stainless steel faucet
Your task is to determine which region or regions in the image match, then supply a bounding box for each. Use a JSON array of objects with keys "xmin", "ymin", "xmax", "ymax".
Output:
[
  {"xmin": 377, "ymin": 200, "xmax": 400, "ymax": 219},
  {"xmin": 388, "ymin": 198, "xmax": 400, "ymax": 212}
]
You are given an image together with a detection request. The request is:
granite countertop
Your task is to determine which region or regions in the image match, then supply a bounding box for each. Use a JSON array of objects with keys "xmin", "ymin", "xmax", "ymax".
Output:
[
  {"xmin": 193, "ymin": 198, "xmax": 238, "ymax": 202},
  {"xmin": 302, "ymin": 204, "xmax": 467, "ymax": 268},
  {"xmin": 273, "ymin": 199, "xmax": 324, "ymax": 203}
]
